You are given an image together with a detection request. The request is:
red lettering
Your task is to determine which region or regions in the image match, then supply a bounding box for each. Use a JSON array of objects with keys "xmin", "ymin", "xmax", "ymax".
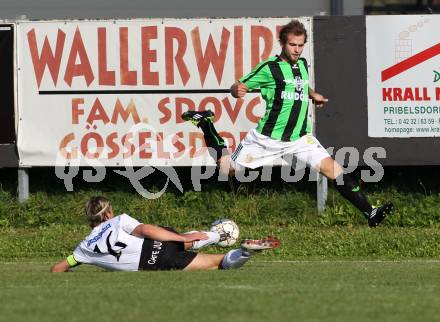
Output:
[
  {"xmin": 189, "ymin": 132, "xmax": 206, "ymax": 158},
  {"xmin": 172, "ymin": 132, "xmax": 185, "ymax": 158},
  {"xmin": 251, "ymin": 26, "xmax": 273, "ymax": 68},
  {"xmin": 27, "ymin": 28, "xmax": 65, "ymax": 88},
  {"xmin": 176, "ymin": 97, "xmax": 195, "ymax": 123},
  {"xmin": 199, "ymin": 97, "xmax": 222, "ymax": 120},
  {"xmin": 393, "ymin": 88, "xmax": 403, "ymax": 101},
  {"xmin": 191, "ymin": 27, "xmax": 230, "ymax": 85},
  {"xmin": 422, "ymin": 87, "xmax": 431, "ymax": 100},
  {"xmin": 81, "ymin": 132, "xmax": 104, "ymax": 159},
  {"xmin": 158, "ymin": 97, "xmax": 172, "ymax": 124},
  {"xmin": 403, "ymin": 87, "xmax": 414, "ymax": 101},
  {"xmin": 141, "ymin": 26, "xmax": 159, "ymax": 85},
  {"xmin": 139, "ymin": 132, "xmax": 152, "ymax": 159},
  {"xmin": 122, "ymin": 133, "xmax": 135, "ymax": 158},
  {"xmin": 165, "ymin": 27, "xmax": 190, "ymax": 85},
  {"xmin": 436, "ymin": 87, "xmax": 440, "ymax": 100},
  {"xmin": 382, "ymin": 88, "xmax": 392, "ymax": 101},
  {"xmin": 245, "ymin": 97, "xmax": 262, "ymax": 123},
  {"xmin": 106, "ymin": 132, "xmax": 119, "ymax": 159},
  {"xmin": 240, "ymin": 131, "xmax": 247, "ymax": 141},
  {"xmin": 59, "ymin": 133, "xmax": 77, "ymax": 159},
  {"xmin": 234, "ymin": 26, "xmax": 243, "ymax": 81},
  {"xmin": 64, "ymin": 27, "xmax": 94, "ymax": 87},
  {"xmin": 156, "ymin": 133, "xmax": 170, "ymax": 159},
  {"xmin": 87, "ymin": 98, "xmax": 110, "ymax": 125},
  {"xmin": 111, "ymin": 99, "xmax": 140, "ymax": 124},
  {"xmin": 222, "ymin": 97, "xmax": 243, "ymax": 123},
  {"xmin": 72, "ymin": 98, "xmax": 84, "ymax": 124},
  {"xmin": 120, "ymin": 27, "xmax": 137, "ymax": 85},
  {"xmin": 276, "ymin": 25, "xmax": 283, "ymax": 39},
  {"xmin": 98, "ymin": 27, "xmax": 116, "ymax": 86}
]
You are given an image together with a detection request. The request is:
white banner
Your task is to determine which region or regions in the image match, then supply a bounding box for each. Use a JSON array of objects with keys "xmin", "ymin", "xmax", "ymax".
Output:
[
  {"xmin": 367, "ymin": 15, "xmax": 440, "ymax": 138},
  {"xmin": 16, "ymin": 17, "xmax": 313, "ymax": 166}
]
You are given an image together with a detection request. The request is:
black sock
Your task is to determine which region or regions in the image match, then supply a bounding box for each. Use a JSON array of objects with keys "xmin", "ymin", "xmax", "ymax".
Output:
[
  {"xmin": 198, "ymin": 119, "xmax": 227, "ymax": 162},
  {"xmin": 334, "ymin": 173, "xmax": 373, "ymax": 218}
]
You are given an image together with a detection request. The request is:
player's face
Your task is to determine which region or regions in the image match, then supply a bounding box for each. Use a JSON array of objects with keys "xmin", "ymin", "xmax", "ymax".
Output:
[
  {"xmin": 103, "ymin": 207, "xmax": 114, "ymax": 221},
  {"xmin": 281, "ymin": 33, "xmax": 305, "ymax": 63}
]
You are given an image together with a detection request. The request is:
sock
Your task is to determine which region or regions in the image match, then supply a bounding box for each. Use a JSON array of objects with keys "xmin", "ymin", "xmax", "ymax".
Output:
[
  {"xmin": 198, "ymin": 119, "xmax": 228, "ymax": 162},
  {"xmin": 334, "ymin": 173, "xmax": 373, "ymax": 219},
  {"xmin": 219, "ymin": 249, "xmax": 251, "ymax": 270},
  {"xmin": 188, "ymin": 231, "xmax": 220, "ymax": 250}
]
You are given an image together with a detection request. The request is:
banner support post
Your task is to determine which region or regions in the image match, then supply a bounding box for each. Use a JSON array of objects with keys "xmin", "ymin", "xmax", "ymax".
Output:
[
  {"xmin": 317, "ymin": 174, "xmax": 328, "ymax": 213},
  {"xmin": 18, "ymin": 168, "xmax": 29, "ymax": 202}
]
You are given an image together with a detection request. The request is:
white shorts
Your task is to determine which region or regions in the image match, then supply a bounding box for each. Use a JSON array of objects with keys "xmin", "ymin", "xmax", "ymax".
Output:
[{"xmin": 230, "ymin": 129, "xmax": 330, "ymax": 171}]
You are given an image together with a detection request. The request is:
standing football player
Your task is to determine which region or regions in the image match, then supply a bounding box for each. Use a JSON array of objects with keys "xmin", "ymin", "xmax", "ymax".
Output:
[{"xmin": 182, "ymin": 19, "xmax": 393, "ymax": 227}]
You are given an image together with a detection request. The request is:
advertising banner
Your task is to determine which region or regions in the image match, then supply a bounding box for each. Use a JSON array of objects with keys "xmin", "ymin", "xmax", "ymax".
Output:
[
  {"xmin": 16, "ymin": 17, "xmax": 313, "ymax": 166},
  {"xmin": 367, "ymin": 15, "xmax": 440, "ymax": 137}
]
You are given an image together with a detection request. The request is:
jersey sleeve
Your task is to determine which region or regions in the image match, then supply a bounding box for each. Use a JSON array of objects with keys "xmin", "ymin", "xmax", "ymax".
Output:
[
  {"xmin": 239, "ymin": 61, "xmax": 271, "ymax": 91},
  {"xmin": 66, "ymin": 254, "xmax": 82, "ymax": 268},
  {"xmin": 118, "ymin": 214, "xmax": 141, "ymax": 234},
  {"xmin": 72, "ymin": 245, "xmax": 92, "ymax": 264}
]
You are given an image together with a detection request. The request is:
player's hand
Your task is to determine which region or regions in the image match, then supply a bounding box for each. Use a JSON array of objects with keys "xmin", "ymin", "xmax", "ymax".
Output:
[
  {"xmin": 230, "ymin": 82, "xmax": 248, "ymax": 98},
  {"xmin": 181, "ymin": 232, "xmax": 209, "ymax": 242},
  {"xmin": 311, "ymin": 93, "xmax": 328, "ymax": 107}
]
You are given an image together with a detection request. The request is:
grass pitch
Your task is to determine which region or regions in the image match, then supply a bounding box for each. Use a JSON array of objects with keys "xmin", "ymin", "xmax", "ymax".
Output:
[{"xmin": 1, "ymin": 260, "xmax": 439, "ymax": 322}]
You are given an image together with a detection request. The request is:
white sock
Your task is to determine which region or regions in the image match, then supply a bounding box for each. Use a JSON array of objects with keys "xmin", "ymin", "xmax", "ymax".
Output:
[
  {"xmin": 187, "ymin": 231, "xmax": 220, "ymax": 250},
  {"xmin": 220, "ymin": 249, "xmax": 251, "ymax": 269}
]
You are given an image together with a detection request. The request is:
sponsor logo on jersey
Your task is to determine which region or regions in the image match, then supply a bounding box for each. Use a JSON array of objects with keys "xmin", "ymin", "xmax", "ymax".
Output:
[
  {"xmin": 243, "ymin": 154, "xmax": 254, "ymax": 164},
  {"xmin": 87, "ymin": 223, "xmax": 111, "ymax": 247},
  {"xmin": 305, "ymin": 136, "xmax": 316, "ymax": 145},
  {"xmin": 283, "ymin": 78, "xmax": 308, "ymax": 89},
  {"xmin": 281, "ymin": 91, "xmax": 307, "ymax": 101}
]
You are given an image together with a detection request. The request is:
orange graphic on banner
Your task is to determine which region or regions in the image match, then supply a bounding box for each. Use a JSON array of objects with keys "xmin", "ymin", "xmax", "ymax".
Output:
[
  {"xmin": 165, "ymin": 27, "xmax": 190, "ymax": 86},
  {"xmin": 64, "ymin": 27, "xmax": 94, "ymax": 86},
  {"xmin": 191, "ymin": 27, "xmax": 230, "ymax": 85},
  {"xmin": 27, "ymin": 28, "xmax": 65, "ymax": 87},
  {"xmin": 98, "ymin": 27, "xmax": 116, "ymax": 86}
]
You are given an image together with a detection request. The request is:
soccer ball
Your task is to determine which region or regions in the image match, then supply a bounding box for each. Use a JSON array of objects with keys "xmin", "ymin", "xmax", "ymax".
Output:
[{"xmin": 210, "ymin": 219, "xmax": 240, "ymax": 247}]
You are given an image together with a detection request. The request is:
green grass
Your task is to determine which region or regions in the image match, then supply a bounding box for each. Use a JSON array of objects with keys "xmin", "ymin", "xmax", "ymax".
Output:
[
  {"xmin": 2, "ymin": 225, "xmax": 440, "ymax": 259},
  {"xmin": 1, "ymin": 260, "xmax": 439, "ymax": 322},
  {"xmin": 1, "ymin": 166, "xmax": 440, "ymax": 230},
  {"xmin": 1, "ymin": 167, "xmax": 440, "ymax": 321}
]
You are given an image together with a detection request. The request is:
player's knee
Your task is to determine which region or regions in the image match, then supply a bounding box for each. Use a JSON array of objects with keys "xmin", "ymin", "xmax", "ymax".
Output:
[
  {"xmin": 218, "ymin": 156, "xmax": 235, "ymax": 177},
  {"xmin": 319, "ymin": 157, "xmax": 343, "ymax": 180}
]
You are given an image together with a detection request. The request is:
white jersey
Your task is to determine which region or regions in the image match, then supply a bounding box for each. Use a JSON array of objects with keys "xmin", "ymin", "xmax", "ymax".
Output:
[{"xmin": 73, "ymin": 214, "xmax": 144, "ymax": 271}]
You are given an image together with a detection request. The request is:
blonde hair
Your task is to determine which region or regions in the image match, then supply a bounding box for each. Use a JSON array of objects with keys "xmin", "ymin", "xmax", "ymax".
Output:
[{"xmin": 85, "ymin": 196, "xmax": 112, "ymax": 228}]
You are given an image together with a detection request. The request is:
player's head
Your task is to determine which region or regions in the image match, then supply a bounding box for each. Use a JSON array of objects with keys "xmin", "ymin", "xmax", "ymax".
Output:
[
  {"xmin": 279, "ymin": 20, "xmax": 307, "ymax": 63},
  {"xmin": 85, "ymin": 196, "xmax": 113, "ymax": 228}
]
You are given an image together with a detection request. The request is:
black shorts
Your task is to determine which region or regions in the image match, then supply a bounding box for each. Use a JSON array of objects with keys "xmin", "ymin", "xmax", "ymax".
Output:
[{"xmin": 138, "ymin": 227, "xmax": 197, "ymax": 271}]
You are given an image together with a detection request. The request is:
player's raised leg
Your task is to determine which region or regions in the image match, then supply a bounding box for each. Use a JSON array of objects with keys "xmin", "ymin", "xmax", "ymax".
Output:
[
  {"xmin": 319, "ymin": 156, "xmax": 394, "ymax": 226},
  {"xmin": 181, "ymin": 110, "xmax": 235, "ymax": 175}
]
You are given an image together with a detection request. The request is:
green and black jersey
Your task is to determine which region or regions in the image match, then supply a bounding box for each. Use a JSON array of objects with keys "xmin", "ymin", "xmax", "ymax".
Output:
[{"xmin": 240, "ymin": 56, "xmax": 310, "ymax": 142}]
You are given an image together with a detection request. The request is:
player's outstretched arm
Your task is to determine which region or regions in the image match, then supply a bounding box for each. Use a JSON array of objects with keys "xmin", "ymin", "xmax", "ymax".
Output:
[
  {"xmin": 131, "ymin": 224, "xmax": 208, "ymax": 243},
  {"xmin": 50, "ymin": 259, "xmax": 70, "ymax": 273},
  {"xmin": 230, "ymin": 81, "xmax": 249, "ymax": 98},
  {"xmin": 309, "ymin": 87, "xmax": 328, "ymax": 107}
]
